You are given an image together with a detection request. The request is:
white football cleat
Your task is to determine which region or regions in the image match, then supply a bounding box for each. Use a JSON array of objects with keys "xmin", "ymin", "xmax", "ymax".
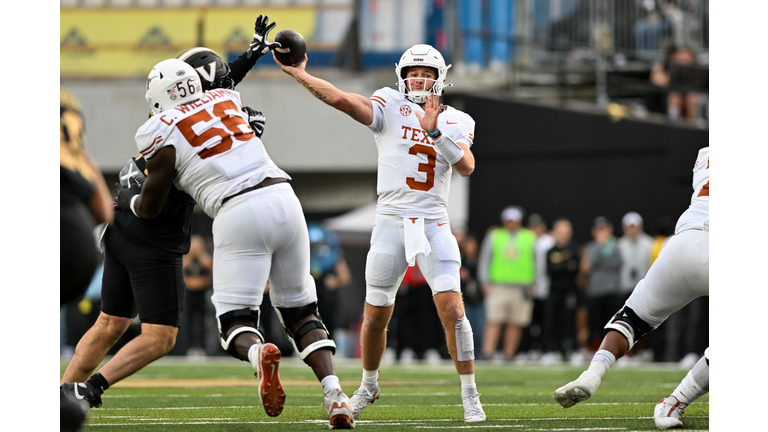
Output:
[
  {"xmin": 250, "ymin": 343, "xmax": 286, "ymax": 417},
  {"xmin": 553, "ymin": 370, "xmax": 601, "ymax": 408},
  {"xmin": 654, "ymin": 396, "xmax": 686, "ymax": 429},
  {"xmin": 462, "ymin": 393, "xmax": 486, "ymax": 422},
  {"xmin": 349, "ymin": 384, "xmax": 380, "ymax": 420},
  {"xmin": 324, "ymin": 388, "xmax": 355, "ymax": 429}
]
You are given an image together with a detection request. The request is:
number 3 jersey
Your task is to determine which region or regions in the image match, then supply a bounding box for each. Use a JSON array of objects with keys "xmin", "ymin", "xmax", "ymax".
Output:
[
  {"xmin": 367, "ymin": 87, "xmax": 475, "ymax": 219},
  {"xmin": 135, "ymin": 88, "xmax": 289, "ymax": 219}
]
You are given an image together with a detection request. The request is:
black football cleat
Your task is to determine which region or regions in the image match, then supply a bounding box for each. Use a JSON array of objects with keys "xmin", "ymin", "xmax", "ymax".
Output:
[{"xmin": 61, "ymin": 382, "xmax": 103, "ymax": 408}]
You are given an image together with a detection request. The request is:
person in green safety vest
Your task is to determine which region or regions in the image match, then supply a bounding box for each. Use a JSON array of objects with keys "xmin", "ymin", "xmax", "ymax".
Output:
[{"xmin": 478, "ymin": 206, "xmax": 537, "ymax": 360}]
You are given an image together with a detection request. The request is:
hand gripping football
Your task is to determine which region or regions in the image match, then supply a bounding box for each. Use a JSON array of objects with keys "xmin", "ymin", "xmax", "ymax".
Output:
[{"xmin": 273, "ymin": 30, "xmax": 307, "ymax": 66}]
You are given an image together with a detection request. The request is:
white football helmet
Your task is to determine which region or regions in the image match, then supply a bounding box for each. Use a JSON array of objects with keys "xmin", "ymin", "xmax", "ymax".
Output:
[
  {"xmin": 145, "ymin": 58, "xmax": 202, "ymax": 113},
  {"xmin": 395, "ymin": 44, "xmax": 452, "ymax": 104}
]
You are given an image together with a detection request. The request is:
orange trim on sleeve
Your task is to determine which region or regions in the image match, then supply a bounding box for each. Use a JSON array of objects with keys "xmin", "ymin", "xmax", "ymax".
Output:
[{"xmin": 370, "ymin": 96, "xmax": 386, "ymax": 108}]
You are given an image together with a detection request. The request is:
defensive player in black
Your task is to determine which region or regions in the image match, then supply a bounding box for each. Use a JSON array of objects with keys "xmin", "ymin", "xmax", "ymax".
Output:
[{"xmin": 60, "ymin": 15, "xmax": 281, "ymax": 409}]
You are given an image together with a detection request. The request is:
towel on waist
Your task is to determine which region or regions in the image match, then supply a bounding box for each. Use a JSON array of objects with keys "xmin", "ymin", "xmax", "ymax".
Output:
[{"xmin": 403, "ymin": 216, "xmax": 431, "ymax": 267}]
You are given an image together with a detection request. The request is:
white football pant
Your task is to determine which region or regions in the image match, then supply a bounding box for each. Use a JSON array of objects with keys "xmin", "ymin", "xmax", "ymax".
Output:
[{"xmin": 210, "ymin": 183, "xmax": 317, "ymax": 316}]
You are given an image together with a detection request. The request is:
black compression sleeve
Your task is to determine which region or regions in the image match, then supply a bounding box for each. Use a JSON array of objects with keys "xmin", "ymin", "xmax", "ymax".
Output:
[{"xmin": 228, "ymin": 50, "xmax": 259, "ymax": 87}]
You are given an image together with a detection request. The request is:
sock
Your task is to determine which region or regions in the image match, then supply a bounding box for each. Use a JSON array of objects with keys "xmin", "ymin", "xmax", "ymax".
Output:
[
  {"xmin": 361, "ymin": 369, "xmax": 378, "ymax": 388},
  {"xmin": 247, "ymin": 344, "xmax": 259, "ymax": 364},
  {"xmin": 87, "ymin": 372, "xmax": 110, "ymax": 394},
  {"xmin": 460, "ymin": 374, "xmax": 477, "ymax": 397},
  {"xmin": 587, "ymin": 350, "xmax": 616, "ymax": 378},
  {"xmin": 671, "ymin": 356, "xmax": 709, "ymax": 404},
  {"xmin": 321, "ymin": 375, "xmax": 342, "ymax": 395}
]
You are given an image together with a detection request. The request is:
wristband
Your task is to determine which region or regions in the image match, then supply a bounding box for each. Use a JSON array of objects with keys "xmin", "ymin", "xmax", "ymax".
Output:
[
  {"xmin": 433, "ymin": 133, "xmax": 465, "ymax": 165},
  {"xmin": 427, "ymin": 128, "xmax": 441, "ymax": 138},
  {"xmin": 130, "ymin": 195, "xmax": 140, "ymax": 217}
]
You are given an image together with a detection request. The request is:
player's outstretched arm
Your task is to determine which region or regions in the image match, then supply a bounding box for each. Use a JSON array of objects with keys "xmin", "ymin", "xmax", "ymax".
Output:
[{"xmin": 274, "ymin": 53, "xmax": 373, "ymax": 126}]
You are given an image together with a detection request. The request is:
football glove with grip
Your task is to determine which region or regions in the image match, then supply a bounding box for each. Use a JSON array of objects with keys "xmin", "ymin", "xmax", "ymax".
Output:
[
  {"xmin": 242, "ymin": 106, "xmax": 266, "ymax": 138},
  {"xmin": 248, "ymin": 15, "xmax": 281, "ymax": 60},
  {"xmin": 115, "ymin": 178, "xmax": 142, "ymax": 214},
  {"xmin": 118, "ymin": 157, "xmax": 147, "ymax": 188}
]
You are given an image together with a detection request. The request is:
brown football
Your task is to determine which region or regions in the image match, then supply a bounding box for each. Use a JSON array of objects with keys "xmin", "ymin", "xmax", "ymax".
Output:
[{"xmin": 274, "ymin": 30, "xmax": 307, "ymax": 66}]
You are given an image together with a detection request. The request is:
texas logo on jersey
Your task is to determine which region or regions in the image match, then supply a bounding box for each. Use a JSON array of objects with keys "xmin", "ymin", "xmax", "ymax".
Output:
[{"xmin": 366, "ymin": 87, "xmax": 475, "ymax": 218}]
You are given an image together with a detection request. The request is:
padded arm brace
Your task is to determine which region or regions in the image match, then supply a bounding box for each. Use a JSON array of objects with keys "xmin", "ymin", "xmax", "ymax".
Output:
[{"xmin": 433, "ymin": 133, "xmax": 465, "ymax": 165}]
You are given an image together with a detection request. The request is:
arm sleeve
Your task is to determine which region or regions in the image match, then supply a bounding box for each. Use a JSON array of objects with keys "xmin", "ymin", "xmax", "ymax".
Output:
[
  {"xmin": 367, "ymin": 89, "xmax": 388, "ymax": 134},
  {"xmin": 228, "ymin": 52, "xmax": 259, "ymax": 87}
]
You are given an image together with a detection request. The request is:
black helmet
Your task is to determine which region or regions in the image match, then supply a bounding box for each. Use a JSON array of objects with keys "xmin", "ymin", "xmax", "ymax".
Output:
[{"xmin": 176, "ymin": 47, "xmax": 234, "ymax": 91}]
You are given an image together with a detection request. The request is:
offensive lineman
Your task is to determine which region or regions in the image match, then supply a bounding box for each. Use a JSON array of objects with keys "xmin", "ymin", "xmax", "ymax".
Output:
[
  {"xmin": 553, "ymin": 147, "xmax": 709, "ymax": 429},
  {"xmin": 60, "ymin": 16, "xmax": 279, "ymax": 413},
  {"xmin": 118, "ymin": 58, "xmax": 354, "ymax": 429},
  {"xmin": 275, "ymin": 44, "xmax": 486, "ymax": 422}
]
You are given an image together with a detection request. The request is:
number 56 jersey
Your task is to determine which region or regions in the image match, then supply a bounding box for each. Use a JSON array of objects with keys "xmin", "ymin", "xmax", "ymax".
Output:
[
  {"xmin": 135, "ymin": 88, "xmax": 289, "ymax": 219},
  {"xmin": 368, "ymin": 88, "xmax": 475, "ymax": 219}
]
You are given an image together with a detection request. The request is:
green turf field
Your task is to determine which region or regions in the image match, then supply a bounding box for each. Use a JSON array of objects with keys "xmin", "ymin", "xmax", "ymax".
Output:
[{"xmin": 61, "ymin": 357, "xmax": 708, "ymax": 431}]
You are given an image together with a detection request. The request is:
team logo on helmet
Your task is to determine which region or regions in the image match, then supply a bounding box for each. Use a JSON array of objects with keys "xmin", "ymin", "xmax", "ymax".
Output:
[
  {"xmin": 176, "ymin": 69, "xmax": 186, "ymax": 76},
  {"xmin": 400, "ymin": 105, "xmax": 412, "ymax": 116}
]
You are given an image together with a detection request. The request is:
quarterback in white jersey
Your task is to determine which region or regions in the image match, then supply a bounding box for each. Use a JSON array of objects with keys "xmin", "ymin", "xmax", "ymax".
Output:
[
  {"xmin": 276, "ymin": 44, "xmax": 485, "ymax": 423},
  {"xmin": 119, "ymin": 58, "xmax": 355, "ymax": 429},
  {"xmin": 554, "ymin": 148, "xmax": 709, "ymax": 430}
]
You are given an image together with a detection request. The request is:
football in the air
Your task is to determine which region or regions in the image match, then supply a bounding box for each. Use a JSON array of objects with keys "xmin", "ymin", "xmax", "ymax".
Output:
[{"xmin": 274, "ymin": 30, "xmax": 307, "ymax": 66}]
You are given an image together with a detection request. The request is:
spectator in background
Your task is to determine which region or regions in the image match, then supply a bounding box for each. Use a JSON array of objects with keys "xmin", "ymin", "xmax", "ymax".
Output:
[
  {"xmin": 523, "ymin": 214, "xmax": 555, "ymax": 358},
  {"xmin": 60, "ymin": 86, "xmax": 114, "ymax": 306},
  {"xmin": 393, "ymin": 263, "xmax": 447, "ymax": 361},
  {"xmin": 580, "ymin": 217, "xmax": 623, "ymax": 352},
  {"xmin": 479, "ymin": 206, "xmax": 537, "ymax": 361},
  {"xmin": 617, "ymin": 212, "xmax": 654, "ymax": 303},
  {"xmin": 308, "ymin": 223, "xmax": 352, "ymax": 337},
  {"xmin": 179, "ymin": 235, "xmax": 214, "ymax": 357},
  {"xmin": 648, "ymin": 46, "xmax": 707, "ymax": 123},
  {"xmin": 616, "ymin": 212, "xmax": 654, "ymax": 362},
  {"xmin": 541, "ymin": 218, "xmax": 581, "ymax": 365},
  {"xmin": 634, "ymin": 0, "xmax": 669, "ymax": 56},
  {"xmin": 456, "ymin": 231, "xmax": 484, "ymax": 359},
  {"xmin": 60, "ymin": 86, "xmax": 114, "ymax": 432}
]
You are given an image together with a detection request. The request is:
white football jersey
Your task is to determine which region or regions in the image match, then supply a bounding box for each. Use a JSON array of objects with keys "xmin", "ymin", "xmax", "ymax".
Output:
[
  {"xmin": 675, "ymin": 147, "xmax": 709, "ymax": 234},
  {"xmin": 135, "ymin": 88, "xmax": 289, "ymax": 219},
  {"xmin": 367, "ymin": 87, "xmax": 475, "ymax": 218}
]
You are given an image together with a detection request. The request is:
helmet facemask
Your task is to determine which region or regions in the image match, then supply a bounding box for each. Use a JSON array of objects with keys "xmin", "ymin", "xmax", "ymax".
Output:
[{"xmin": 395, "ymin": 44, "xmax": 452, "ymax": 104}]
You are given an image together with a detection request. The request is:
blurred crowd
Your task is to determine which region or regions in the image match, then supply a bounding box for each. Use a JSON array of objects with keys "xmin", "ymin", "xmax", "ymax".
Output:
[{"xmin": 61, "ymin": 207, "xmax": 707, "ymax": 367}]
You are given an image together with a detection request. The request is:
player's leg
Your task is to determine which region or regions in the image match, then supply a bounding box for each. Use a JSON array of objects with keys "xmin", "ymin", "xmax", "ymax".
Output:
[
  {"xmin": 420, "ymin": 221, "xmax": 485, "ymax": 422},
  {"xmin": 655, "ymin": 347, "xmax": 709, "ymax": 429},
  {"xmin": 211, "ymin": 193, "xmax": 286, "ymax": 417},
  {"xmin": 263, "ymin": 184, "xmax": 353, "ymax": 428},
  {"xmin": 97, "ymin": 323, "xmax": 178, "ymax": 382},
  {"xmin": 61, "ymin": 312, "xmax": 133, "ymax": 384},
  {"xmin": 554, "ymin": 231, "xmax": 708, "ymax": 408},
  {"xmin": 64, "ymin": 233, "xmax": 186, "ymax": 407},
  {"xmin": 350, "ymin": 214, "xmax": 408, "ymax": 420}
]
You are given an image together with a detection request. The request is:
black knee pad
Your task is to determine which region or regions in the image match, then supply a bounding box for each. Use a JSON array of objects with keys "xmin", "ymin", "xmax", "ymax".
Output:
[
  {"xmin": 275, "ymin": 303, "xmax": 336, "ymax": 362},
  {"xmin": 217, "ymin": 308, "xmax": 264, "ymax": 358},
  {"xmin": 603, "ymin": 305, "xmax": 654, "ymax": 351}
]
